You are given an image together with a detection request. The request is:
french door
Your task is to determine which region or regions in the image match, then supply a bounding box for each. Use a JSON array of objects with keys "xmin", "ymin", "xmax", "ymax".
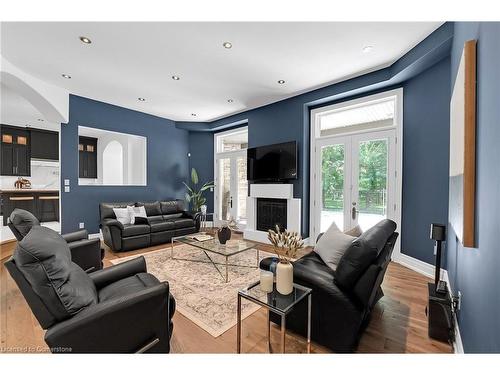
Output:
[
  {"xmin": 313, "ymin": 129, "xmax": 396, "ymax": 236},
  {"xmin": 215, "ymin": 150, "xmax": 248, "ymax": 228}
]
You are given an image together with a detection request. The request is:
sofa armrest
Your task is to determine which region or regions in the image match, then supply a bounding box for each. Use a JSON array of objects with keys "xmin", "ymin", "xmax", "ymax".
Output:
[
  {"xmin": 100, "ymin": 219, "xmax": 124, "ymax": 230},
  {"xmin": 184, "ymin": 211, "xmax": 201, "ymax": 230},
  {"xmin": 90, "ymin": 257, "xmax": 146, "ymax": 289},
  {"xmin": 62, "ymin": 229, "xmax": 89, "ymax": 243},
  {"xmin": 68, "ymin": 238, "xmax": 103, "ymax": 273},
  {"xmin": 44, "ymin": 282, "xmax": 172, "ymax": 353}
]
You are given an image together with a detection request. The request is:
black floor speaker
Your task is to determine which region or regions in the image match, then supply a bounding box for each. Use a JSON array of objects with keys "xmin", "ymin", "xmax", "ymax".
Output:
[{"xmin": 427, "ymin": 283, "xmax": 455, "ymax": 343}]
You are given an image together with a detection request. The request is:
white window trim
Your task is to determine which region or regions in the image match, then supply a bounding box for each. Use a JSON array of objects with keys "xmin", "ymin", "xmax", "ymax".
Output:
[
  {"xmin": 309, "ymin": 88, "xmax": 403, "ymax": 258},
  {"xmin": 213, "ymin": 126, "xmax": 249, "ymax": 225}
]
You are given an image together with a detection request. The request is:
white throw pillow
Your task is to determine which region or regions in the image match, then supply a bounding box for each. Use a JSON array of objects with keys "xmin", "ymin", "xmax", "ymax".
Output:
[
  {"xmin": 314, "ymin": 222, "xmax": 355, "ymax": 271},
  {"xmin": 113, "ymin": 208, "xmax": 131, "ymax": 225},
  {"xmin": 127, "ymin": 205, "xmax": 147, "ymax": 225}
]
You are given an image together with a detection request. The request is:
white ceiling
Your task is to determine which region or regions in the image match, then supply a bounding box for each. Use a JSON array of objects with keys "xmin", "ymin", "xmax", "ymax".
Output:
[
  {"xmin": 0, "ymin": 83, "xmax": 60, "ymax": 131},
  {"xmin": 1, "ymin": 22, "xmax": 442, "ymax": 123}
]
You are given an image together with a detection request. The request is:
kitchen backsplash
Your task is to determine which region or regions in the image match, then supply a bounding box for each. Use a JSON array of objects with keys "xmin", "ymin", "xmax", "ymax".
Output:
[{"xmin": 0, "ymin": 160, "xmax": 60, "ymax": 189}]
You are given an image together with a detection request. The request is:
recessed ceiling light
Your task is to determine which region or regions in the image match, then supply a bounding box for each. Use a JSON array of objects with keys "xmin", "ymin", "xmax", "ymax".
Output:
[
  {"xmin": 37, "ymin": 118, "xmax": 44, "ymax": 122},
  {"xmin": 362, "ymin": 45, "xmax": 374, "ymax": 53},
  {"xmin": 223, "ymin": 41, "xmax": 232, "ymax": 49},
  {"xmin": 172, "ymin": 75, "xmax": 180, "ymax": 81},
  {"xmin": 227, "ymin": 99, "xmax": 234, "ymax": 103},
  {"xmin": 79, "ymin": 36, "xmax": 92, "ymax": 44},
  {"xmin": 138, "ymin": 97, "xmax": 146, "ymax": 102},
  {"xmin": 278, "ymin": 80, "xmax": 285, "ymax": 84},
  {"xmin": 62, "ymin": 74, "xmax": 71, "ymax": 79},
  {"xmin": 191, "ymin": 113, "xmax": 197, "ymax": 117}
]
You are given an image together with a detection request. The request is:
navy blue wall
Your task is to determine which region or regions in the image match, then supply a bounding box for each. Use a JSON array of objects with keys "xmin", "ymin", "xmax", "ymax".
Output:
[
  {"xmin": 61, "ymin": 95, "xmax": 189, "ymax": 234},
  {"xmin": 188, "ymin": 131, "xmax": 214, "ymax": 212},
  {"xmin": 401, "ymin": 57, "xmax": 451, "ymax": 264},
  {"xmin": 446, "ymin": 22, "xmax": 500, "ymax": 353}
]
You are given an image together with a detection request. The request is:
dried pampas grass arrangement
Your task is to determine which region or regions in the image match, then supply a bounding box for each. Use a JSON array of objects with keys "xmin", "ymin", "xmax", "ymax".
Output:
[{"xmin": 267, "ymin": 225, "xmax": 304, "ymax": 263}]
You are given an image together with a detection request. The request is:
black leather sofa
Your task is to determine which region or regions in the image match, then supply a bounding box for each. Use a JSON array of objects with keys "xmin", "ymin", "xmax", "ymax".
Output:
[
  {"xmin": 4, "ymin": 225, "xmax": 175, "ymax": 353},
  {"xmin": 269, "ymin": 219, "xmax": 399, "ymax": 353},
  {"xmin": 100, "ymin": 200, "xmax": 200, "ymax": 252},
  {"xmin": 8, "ymin": 208, "xmax": 103, "ymax": 272}
]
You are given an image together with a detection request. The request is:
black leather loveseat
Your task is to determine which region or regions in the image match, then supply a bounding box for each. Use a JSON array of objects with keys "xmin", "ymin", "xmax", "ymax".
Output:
[
  {"xmin": 269, "ymin": 219, "xmax": 398, "ymax": 353},
  {"xmin": 100, "ymin": 200, "xmax": 200, "ymax": 252}
]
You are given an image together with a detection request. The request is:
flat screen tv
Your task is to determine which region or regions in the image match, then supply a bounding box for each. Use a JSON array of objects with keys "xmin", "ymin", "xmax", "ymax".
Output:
[{"xmin": 247, "ymin": 141, "xmax": 297, "ymax": 182}]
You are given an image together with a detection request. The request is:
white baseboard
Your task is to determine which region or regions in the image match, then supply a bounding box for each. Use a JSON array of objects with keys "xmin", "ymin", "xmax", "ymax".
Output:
[
  {"xmin": 393, "ymin": 252, "xmax": 463, "ymax": 354},
  {"xmin": 441, "ymin": 271, "xmax": 464, "ymax": 354},
  {"xmin": 392, "ymin": 252, "xmax": 445, "ymax": 279}
]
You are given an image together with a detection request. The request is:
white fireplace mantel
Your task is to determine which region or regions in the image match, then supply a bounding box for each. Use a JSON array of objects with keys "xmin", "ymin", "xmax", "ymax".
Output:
[{"xmin": 244, "ymin": 184, "xmax": 301, "ymax": 243}]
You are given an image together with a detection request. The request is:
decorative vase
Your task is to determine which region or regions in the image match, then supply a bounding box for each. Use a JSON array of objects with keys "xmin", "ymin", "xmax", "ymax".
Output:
[
  {"xmin": 276, "ymin": 261, "xmax": 293, "ymax": 295},
  {"xmin": 217, "ymin": 226, "xmax": 231, "ymax": 244},
  {"xmin": 200, "ymin": 205, "xmax": 207, "ymax": 215}
]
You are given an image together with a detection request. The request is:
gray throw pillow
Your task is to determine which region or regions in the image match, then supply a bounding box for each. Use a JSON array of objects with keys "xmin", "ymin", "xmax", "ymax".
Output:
[
  {"xmin": 344, "ymin": 224, "xmax": 363, "ymax": 237},
  {"xmin": 314, "ymin": 222, "xmax": 355, "ymax": 271},
  {"xmin": 14, "ymin": 226, "xmax": 97, "ymax": 321}
]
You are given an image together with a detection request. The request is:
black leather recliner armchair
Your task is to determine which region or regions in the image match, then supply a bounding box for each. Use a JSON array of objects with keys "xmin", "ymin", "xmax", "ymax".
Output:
[
  {"xmin": 4, "ymin": 225, "xmax": 175, "ymax": 353},
  {"xmin": 8, "ymin": 208, "xmax": 103, "ymax": 272},
  {"xmin": 100, "ymin": 200, "xmax": 200, "ymax": 252},
  {"xmin": 268, "ymin": 219, "xmax": 399, "ymax": 353}
]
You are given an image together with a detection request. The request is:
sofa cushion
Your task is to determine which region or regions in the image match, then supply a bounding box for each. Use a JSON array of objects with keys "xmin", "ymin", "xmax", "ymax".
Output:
[
  {"xmin": 335, "ymin": 219, "xmax": 397, "ymax": 290},
  {"xmin": 294, "ymin": 252, "xmax": 336, "ymax": 287},
  {"xmin": 150, "ymin": 221, "xmax": 175, "ymax": 233},
  {"xmin": 169, "ymin": 217, "xmax": 195, "ymax": 229},
  {"xmin": 146, "ymin": 215, "xmax": 164, "ymax": 224},
  {"xmin": 13, "ymin": 226, "xmax": 98, "ymax": 321},
  {"xmin": 314, "ymin": 222, "xmax": 355, "ymax": 271},
  {"xmin": 9, "ymin": 208, "xmax": 40, "ymax": 237},
  {"xmin": 127, "ymin": 206, "xmax": 147, "ymax": 225},
  {"xmin": 136, "ymin": 201, "xmax": 162, "ymax": 217},
  {"xmin": 98, "ymin": 273, "xmax": 159, "ymax": 302},
  {"xmin": 121, "ymin": 224, "xmax": 151, "ymax": 237},
  {"xmin": 161, "ymin": 200, "xmax": 184, "ymax": 215}
]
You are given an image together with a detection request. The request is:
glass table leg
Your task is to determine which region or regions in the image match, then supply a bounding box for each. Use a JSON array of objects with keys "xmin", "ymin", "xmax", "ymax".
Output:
[
  {"xmin": 237, "ymin": 294, "xmax": 241, "ymax": 353},
  {"xmin": 281, "ymin": 314, "xmax": 286, "ymax": 354},
  {"xmin": 307, "ymin": 294, "xmax": 312, "ymax": 353}
]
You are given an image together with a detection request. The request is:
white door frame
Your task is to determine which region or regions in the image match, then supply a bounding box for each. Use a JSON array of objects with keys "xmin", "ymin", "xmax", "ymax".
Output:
[
  {"xmin": 213, "ymin": 127, "xmax": 249, "ymax": 227},
  {"xmin": 309, "ymin": 88, "xmax": 403, "ymax": 257}
]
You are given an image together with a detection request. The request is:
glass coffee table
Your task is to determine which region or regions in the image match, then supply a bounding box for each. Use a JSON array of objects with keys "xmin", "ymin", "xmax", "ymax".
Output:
[
  {"xmin": 237, "ymin": 281, "xmax": 312, "ymax": 353},
  {"xmin": 171, "ymin": 234, "xmax": 259, "ymax": 282}
]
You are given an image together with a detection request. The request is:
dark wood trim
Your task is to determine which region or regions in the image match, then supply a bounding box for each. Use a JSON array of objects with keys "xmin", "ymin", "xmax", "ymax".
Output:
[{"xmin": 463, "ymin": 39, "xmax": 476, "ymax": 248}]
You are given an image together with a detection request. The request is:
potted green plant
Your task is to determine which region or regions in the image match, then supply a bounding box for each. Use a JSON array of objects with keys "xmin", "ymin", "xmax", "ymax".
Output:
[{"xmin": 183, "ymin": 168, "xmax": 214, "ymax": 212}]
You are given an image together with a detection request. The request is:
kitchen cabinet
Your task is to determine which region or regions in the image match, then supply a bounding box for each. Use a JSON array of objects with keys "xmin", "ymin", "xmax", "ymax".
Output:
[
  {"xmin": 79, "ymin": 136, "xmax": 97, "ymax": 178},
  {"xmin": 1, "ymin": 125, "xmax": 31, "ymax": 176},
  {"xmin": 1, "ymin": 190, "xmax": 59, "ymax": 226},
  {"xmin": 31, "ymin": 129, "xmax": 59, "ymax": 160}
]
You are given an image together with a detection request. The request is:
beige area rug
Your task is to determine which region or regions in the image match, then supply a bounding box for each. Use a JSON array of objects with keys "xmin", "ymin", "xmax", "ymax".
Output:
[{"xmin": 110, "ymin": 244, "xmax": 275, "ymax": 337}]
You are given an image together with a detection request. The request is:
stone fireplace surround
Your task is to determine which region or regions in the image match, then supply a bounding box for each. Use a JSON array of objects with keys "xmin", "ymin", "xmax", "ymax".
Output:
[{"xmin": 244, "ymin": 184, "xmax": 301, "ymax": 244}]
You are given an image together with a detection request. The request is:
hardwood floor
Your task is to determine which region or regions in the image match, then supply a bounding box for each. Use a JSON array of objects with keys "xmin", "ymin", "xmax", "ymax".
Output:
[{"xmin": 0, "ymin": 237, "xmax": 453, "ymax": 354}]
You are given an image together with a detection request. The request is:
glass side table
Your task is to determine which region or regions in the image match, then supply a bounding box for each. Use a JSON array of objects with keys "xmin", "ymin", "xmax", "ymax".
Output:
[{"xmin": 237, "ymin": 281, "xmax": 312, "ymax": 353}]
